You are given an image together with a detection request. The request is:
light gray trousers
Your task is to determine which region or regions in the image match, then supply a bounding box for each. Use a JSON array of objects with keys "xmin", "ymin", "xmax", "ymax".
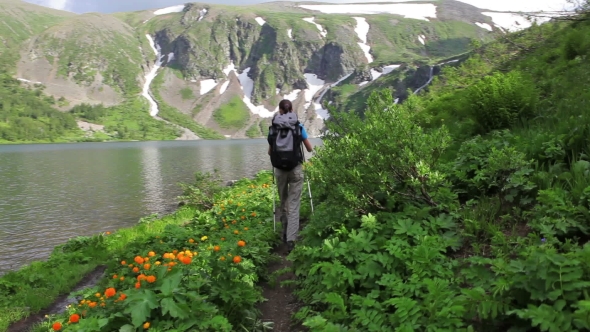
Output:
[{"xmin": 275, "ymin": 164, "xmax": 304, "ymax": 242}]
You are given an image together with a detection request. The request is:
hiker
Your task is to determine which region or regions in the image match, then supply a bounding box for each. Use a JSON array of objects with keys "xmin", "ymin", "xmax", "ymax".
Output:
[{"xmin": 267, "ymin": 99, "xmax": 313, "ymax": 253}]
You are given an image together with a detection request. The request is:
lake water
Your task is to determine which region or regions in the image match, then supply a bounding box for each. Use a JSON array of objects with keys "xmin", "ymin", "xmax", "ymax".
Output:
[{"xmin": 0, "ymin": 139, "xmax": 321, "ymax": 275}]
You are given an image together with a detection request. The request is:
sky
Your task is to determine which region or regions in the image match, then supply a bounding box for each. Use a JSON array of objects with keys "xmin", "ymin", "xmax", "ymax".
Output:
[{"xmin": 24, "ymin": 0, "xmax": 575, "ymax": 14}]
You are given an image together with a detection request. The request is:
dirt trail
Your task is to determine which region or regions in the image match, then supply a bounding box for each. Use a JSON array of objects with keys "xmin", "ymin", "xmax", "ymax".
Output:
[{"xmin": 258, "ymin": 221, "xmax": 306, "ymax": 332}]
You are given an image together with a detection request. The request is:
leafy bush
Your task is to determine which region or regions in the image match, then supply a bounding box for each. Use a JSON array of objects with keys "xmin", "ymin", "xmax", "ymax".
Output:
[
  {"xmin": 178, "ymin": 170, "xmax": 224, "ymax": 211},
  {"xmin": 463, "ymin": 71, "xmax": 539, "ymax": 134}
]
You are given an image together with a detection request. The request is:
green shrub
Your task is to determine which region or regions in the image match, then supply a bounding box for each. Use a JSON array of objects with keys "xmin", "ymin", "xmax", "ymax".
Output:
[{"xmin": 464, "ymin": 71, "xmax": 539, "ymax": 134}]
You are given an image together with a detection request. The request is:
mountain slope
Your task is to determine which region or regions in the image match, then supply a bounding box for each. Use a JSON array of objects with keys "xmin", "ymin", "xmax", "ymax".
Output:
[
  {"xmin": 4, "ymin": 0, "xmax": 559, "ymax": 142},
  {"xmin": 0, "ymin": 0, "xmax": 73, "ymax": 66},
  {"xmin": 16, "ymin": 13, "xmax": 146, "ymax": 106}
]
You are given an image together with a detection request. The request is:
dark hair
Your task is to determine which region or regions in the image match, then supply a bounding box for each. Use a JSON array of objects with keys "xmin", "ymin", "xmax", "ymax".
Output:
[{"xmin": 278, "ymin": 99, "xmax": 293, "ymax": 113}]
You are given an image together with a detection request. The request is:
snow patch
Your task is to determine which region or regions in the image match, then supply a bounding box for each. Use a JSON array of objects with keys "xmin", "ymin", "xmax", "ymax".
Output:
[
  {"xmin": 167, "ymin": 52, "xmax": 175, "ymax": 62},
  {"xmin": 482, "ymin": 12, "xmax": 532, "ymax": 32},
  {"xmin": 287, "ymin": 29, "xmax": 293, "ymax": 40},
  {"xmin": 353, "ymin": 17, "xmax": 373, "ymax": 63},
  {"xmin": 17, "ymin": 78, "xmax": 42, "ymax": 84},
  {"xmin": 283, "ymin": 89, "xmax": 301, "ymax": 101},
  {"xmin": 198, "ymin": 8, "xmax": 207, "ymax": 21},
  {"xmin": 418, "ymin": 34, "xmax": 425, "ymax": 45},
  {"xmin": 475, "ymin": 22, "xmax": 493, "ymax": 31},
  {"xmin": 219, "ymin": 81, "xmax": 230, "ymax": 94},
  {"xmin": 370, "ymin": 69, "xmax": 382, "ymax": 81},
  {"xmin": 222, "ymin": 61, "xmax": 236, "ymax": 76},
  {"xmin": 143, "ymin": 34, "xmax": 165, "ymax": 117},
  {"xmin": 255, "ymin": 17, "xmax": 266, "ymax": 26},
  {"xmin": 382, "ymin": 65, "xmax": 401, "ymax": 75},
  {"xmin": 154, "ymin": 5, "xmax": 184, "ymax": 16},
  {"xmin": 303, "ymin": 73, "xmax": 325, "ymax": 107},
  {"xmin": 302, "ymin": 17, "xmax": 327, "ymax": 37},
  {"xmin": 299, "ymin": 4, "xmax": 437, "ymax": 21},
  {"xmin": 359, "ymin": 81, "xmax": 369, "ymax": 86},
  {"xmin": 200, "ymin": 79, "xmax": 217, "ymax": 95},
  {"xmin": 237, "ymin": 68, "xmax": 275, "ymax": 118}
]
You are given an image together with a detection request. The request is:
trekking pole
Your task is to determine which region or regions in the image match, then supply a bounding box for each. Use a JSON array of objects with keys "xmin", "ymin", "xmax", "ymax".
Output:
[
  {"xmin": 272, "ymin": 166, "xmax": 276, "ymax": 232},
  {"xmin": 301, "ymin": 145, "xmax": 314, "ymax": 215}
]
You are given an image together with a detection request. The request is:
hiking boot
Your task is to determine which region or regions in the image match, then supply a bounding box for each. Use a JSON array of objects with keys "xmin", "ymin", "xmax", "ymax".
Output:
[{"xmin": 287, "ymin": 241, "xmax": 295, "ymax": 254}]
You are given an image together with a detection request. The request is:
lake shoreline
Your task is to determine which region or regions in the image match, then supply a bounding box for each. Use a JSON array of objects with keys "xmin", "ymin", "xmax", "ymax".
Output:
[{"xmin": 0, "ymin": 171, "xmax": 281, "ymax": 331}]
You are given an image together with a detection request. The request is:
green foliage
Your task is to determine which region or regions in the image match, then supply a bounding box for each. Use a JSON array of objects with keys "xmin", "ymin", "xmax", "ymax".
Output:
[
  {"xmin": 246, "ymin": 120, "xmax": 263, "ymax": 138},
  {"xmin": 180, "ymin": 87, "xmax": 194, "ymax": 100},
  {"xmin": 1, "ymin": 172, "xmax": 279, "ymax": 332},
  {"xmin": 178, "ymin": 170, "xmax": 224, "ymax": 211},
  {"xmin": 290, "ymin": 16, "xmax": 590, "ymax": 332},
  {"xmin": 0, "ymin": 72, "xmax": 81, "ymax": 142},
  {"xmin": 463, "ymin": 71, "xmax": 539, "ymax": 134},
  {"xmin": 213, "ymin": 96, "xmax": 250, "ymax": 129}
]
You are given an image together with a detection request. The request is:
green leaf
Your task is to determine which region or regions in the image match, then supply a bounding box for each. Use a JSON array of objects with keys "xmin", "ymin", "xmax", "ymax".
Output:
[
  {"xmin": 161, "ymin": 269, "xmax": 183, "ymax": 296},
  {"xmin": 124, "ymin": 290, "xmax": 159, "ymax": 327},
  {"xmin": 161, "ymin": 297, "xmax": 190, "ymax": 319},
  {"xmin": 119, "ymin": 325, "xmax": 135, "ymax": 332}
]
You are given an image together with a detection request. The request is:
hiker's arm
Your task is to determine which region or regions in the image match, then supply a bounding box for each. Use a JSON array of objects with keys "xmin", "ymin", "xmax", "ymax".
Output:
[{"xmin": 303, "ymin": 139, "xmax": 313, "ymax": 152}]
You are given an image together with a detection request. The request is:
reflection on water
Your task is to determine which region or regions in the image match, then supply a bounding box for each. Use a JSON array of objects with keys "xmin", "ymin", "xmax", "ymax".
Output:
[
  {"xmin": 141, "ymin": 145, "xmax": 166, "ymax": 212},
  {"xmin": 0, "ymin": 139, "xmax": 321, "ymax": 275}
]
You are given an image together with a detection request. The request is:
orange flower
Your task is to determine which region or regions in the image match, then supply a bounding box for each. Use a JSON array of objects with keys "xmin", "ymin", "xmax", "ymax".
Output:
[
  {"xmin": 52, "ymin": 322, "xmax": 62, "ymax": 331},
  {"xmin": 119, "ymin": 293, "xmax": 127, "ymax": 301},
  {"xmin": 251, "ymin": 212, "xmax": 257, "ymax": 217},
  {"xmin": 181, "ymin": 256, "xmax": 192, "ymax": 265},
  {"xmin": 88, "ymin": 302, "xmax": 97, "ymax": 308},
  {"xmin": 221, "ymin": 237, "xmax": 226, "ymax": 241},
  {"xmin": 214, "ymin": 245, "xmax": 220, "ymax": 252},
  {"xmin": 135, "ymin": 282, "xmax": 141, "ymax": 289},
  {"xmin": 237, "ymin": 240, "xmax": 246, "ymax": 247},
  {"xmin": 137, "ymin": 274, "xmax": 147, "ymax": 281},
  {"xmin": 144, "ymin": 264, "xmax": 151, "ymax": 270},
  {"xmin": 188, "ymin": 238, "xmax": 195, "ymax": 243},
  {"xmin": 128, "ymin": 264, "xmax": 134, "ymax": 268},
  {"xmin": 105, "ymin": 287, "xmax": 116, "ymax": 298},
  {"xmin": 172, "ymin": 250, "xmax": 178, "ymax": 255},
  {"xmin": 132, "ymin": 267, "xmax": 139, "ymax": 273},
  {"xmin": 148, "ymin": 251, "xmax": 156, "ymax": 257},
  {"xmin": 143, "ymin": 322, "xmax": 150, "ymax": 329},
  {"xmin": 244, "ymin": 227, "xmax": 249, "ymax": 231},
  {"xmin": 134, "ymin": 256, "xmax": 144, "ymax": 265},
  {"xmin": 146, "ymin": 275, "xmax": 156, "ymax": 283},
  {"xmin": 112, "ymin": 274, "xmax": 118, "ymax": 279},
  {"xmin": 220, "ymin": 256, "xmax": 226, "ymax": 261},
  {"xmin": 240, "ymin": 216, "xmax": 245, "ymax": 220},
  {"xmin": 232, "ymin": 220, "xmax": 237, "ymax": 224},
  {"xmin": 120, "ymin": 276, "xmax": 125, "ymax": 281},
  {"xmin": 155, "ymin": 261, "xmax": 161, "ymax": 265},
  {"xmin": 69, "ymin": 313, "xmax": 80, "ymax": 323},
  {"xmin": 121, "ymin": 260, "xmax": 126, "ymax": 265},
  {"xmin": 233, "ymin": 256, "xmax": 242, "ymax": 264},
  {"xmin": 234, "ymin": 230, "xmax": 239, "ymax": 235}
]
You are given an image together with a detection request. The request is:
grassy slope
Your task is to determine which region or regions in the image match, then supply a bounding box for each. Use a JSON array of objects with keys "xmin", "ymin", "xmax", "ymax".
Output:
[
  {"xmin": 213, "ymin": 96, "xmax": 251, "ymax": 129},
  {"xmin": 29, "ymin": 13, "xmax": 144, "ymax": 95},
  {"xmin": 289, "ymin": 13, "xmax": 590, "ymax": 331},
  {"xmin": 150, "ymin": 70, "xmax": 225, "ymax": 139},
  {"xmin": 0, "ymin": 0, "xmax": 74, "ymax": 67}
]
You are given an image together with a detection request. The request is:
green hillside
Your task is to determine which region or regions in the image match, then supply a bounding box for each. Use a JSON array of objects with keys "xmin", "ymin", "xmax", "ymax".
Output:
[{"xmin": 290, "ymin": 9, "xmax": 590, "ymax": 332}]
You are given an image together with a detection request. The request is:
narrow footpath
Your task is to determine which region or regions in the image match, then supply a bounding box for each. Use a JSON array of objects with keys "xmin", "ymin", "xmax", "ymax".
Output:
[{"xmin": 258, "ymin": 220, "xmax": 306, "ymax": 332}]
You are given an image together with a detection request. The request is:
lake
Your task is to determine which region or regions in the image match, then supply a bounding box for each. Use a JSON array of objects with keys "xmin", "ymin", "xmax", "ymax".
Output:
[{"xmin": 0, "ymin": 139, "xmax": 321, "ymax": 275}]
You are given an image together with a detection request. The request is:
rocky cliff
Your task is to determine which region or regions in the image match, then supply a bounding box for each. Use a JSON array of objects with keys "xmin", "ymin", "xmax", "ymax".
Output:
[{"xmin": 3, "ymin": 0, "xmax": 550, "ymax": 139}]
